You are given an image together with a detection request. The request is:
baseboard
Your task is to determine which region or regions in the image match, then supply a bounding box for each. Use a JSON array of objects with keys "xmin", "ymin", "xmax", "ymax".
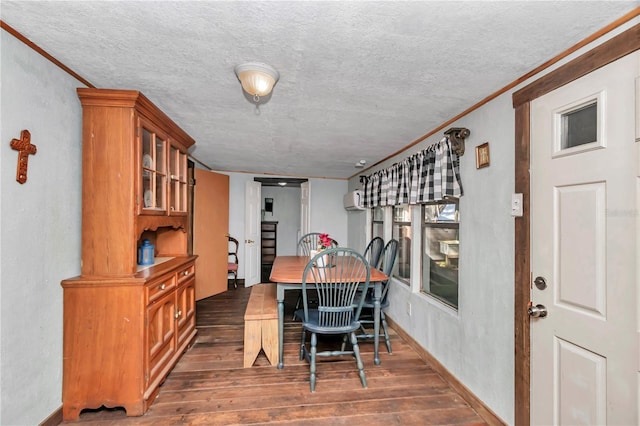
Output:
[
  {"xmin": 386, "ymin": 315, "xmax": 506, "ymax": 426},
  {"xmin": 39, "ymin": 405, "xmax": 62, "ymax": 426}
]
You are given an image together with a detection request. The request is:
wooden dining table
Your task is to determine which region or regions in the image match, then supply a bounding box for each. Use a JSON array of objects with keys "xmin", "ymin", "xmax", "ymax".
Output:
[{"xmin": 269, "ymin": 255, "xmax": 388, "ymax": 369}]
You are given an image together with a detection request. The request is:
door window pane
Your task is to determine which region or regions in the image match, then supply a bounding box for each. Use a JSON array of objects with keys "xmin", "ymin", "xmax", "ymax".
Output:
[{"xmin": 561, "ymin": 101, "xmax": 597, "ymax": 149}]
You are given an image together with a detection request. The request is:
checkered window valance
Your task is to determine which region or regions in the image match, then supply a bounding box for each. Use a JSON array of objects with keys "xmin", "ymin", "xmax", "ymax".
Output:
[{"xmin": 361, "ymin": 136, "xmax": 463, "ymax": 208}]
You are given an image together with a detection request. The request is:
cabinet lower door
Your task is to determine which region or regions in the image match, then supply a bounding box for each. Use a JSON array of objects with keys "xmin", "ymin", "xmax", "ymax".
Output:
[
  {"xmin": 146, "ymin": 292, "xmax": 176, "ymax": 388},
  {"xmin": 176, "ymin": 278, "xmax": 196, "ymax": 348}
]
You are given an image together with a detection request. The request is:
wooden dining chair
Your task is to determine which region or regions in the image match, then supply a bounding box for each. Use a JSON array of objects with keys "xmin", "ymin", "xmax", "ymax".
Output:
[
  {"xmin": 357, "ymin": 238, "xmax": 398, "ymax": 354},
  {"xmin": 227, "ymin": 236, "xmax": 239, "ymax": 289},
  {"xmin": 295, "ymin": 247, "xmax": 370, "ymax": 392},
  {"xmin": 293, "ymin": 233, "xmax": 338, "ymax": 319},
  {"xmin": 297, "ymin": 232, "xmax": 320, "ymax": 255},
  {"xmin": 363, "ymin": 236, "xmax": 384, "ymax": 269}
]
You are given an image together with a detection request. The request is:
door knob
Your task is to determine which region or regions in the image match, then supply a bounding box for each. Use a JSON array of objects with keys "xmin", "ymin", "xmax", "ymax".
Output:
[
  {"xmin": 246, "ymin": 239, "xmax": 254, "ymax": 244},
  {"xmin": 528, "ymin": 304, "xmax": 548, "ymax": 318}
]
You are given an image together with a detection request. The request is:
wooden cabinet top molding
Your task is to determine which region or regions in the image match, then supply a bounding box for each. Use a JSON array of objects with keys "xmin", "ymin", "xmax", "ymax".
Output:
[{"xmin": 77, "ymin": 88, "xmax": 195, "ymax": 150}]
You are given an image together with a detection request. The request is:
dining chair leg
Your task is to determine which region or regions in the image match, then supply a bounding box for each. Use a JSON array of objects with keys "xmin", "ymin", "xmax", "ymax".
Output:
[
  {"xmin": 340, "ymin": 333, "xmax": 349, "ymax": 352},
  {"xmin": 381, "ymin": 311, "xmax": 392, "ymax": 354},
  {"xmin": 358, "ymin": 323, "xmax": 369, "ymax": 340},
  {"xmin": 310, "ymin": 333, "xmax": 318, "ymax": 392},
  {"xmin": 293, "ymin": 293, "xmax": 301, "ymax": 320},
  {"xmin": 299, "ymin": 329, "xmax": 307, "ymax": 361},
  {"xmin": 350, "ymin": 332, "xmax": 367, "ymax": 389}
]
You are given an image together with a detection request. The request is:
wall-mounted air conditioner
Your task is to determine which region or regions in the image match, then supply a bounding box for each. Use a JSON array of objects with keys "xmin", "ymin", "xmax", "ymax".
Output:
[{"xmin": 343, "ymin": 190, "xmax": 365, "ymax": 211}]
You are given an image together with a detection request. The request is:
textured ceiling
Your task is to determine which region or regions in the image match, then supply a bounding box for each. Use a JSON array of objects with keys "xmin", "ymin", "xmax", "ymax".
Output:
[{"xmin": 2, "ymin": 1, "xmax": 637, "ymax": 179}]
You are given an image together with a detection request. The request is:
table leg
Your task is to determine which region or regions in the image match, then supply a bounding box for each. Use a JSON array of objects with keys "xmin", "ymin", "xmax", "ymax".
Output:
[
  {"xmin": 373, "ymin": 281, "xmax": 381, "ymax": 365},
  {"xmin": 277, "ymin": 297, "xmax": 285, "ymax": 369}
]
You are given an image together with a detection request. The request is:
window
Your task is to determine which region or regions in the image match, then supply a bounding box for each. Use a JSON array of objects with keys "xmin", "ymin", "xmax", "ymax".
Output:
[
  {"xmin": 553, "ymin": 94, "xmax": 603, "ymax": 158},
  {"xmin": 421, "ymin": 201, "xmax": 459, "ymax": 308},
  {"xmin": 371, "ymin": 206, "xmax": 384, "ymax": 240},
  {"xmin": 392, "ymin": 205, "xmax": 411, "ymax": 282},
  {"xmin": 561, "ymin": 101, "xmax": 597, "ymax": 149}
]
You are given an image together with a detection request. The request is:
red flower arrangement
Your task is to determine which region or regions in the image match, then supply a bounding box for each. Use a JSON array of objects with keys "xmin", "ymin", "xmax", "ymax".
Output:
[{"xmin": 318, "ymin": 233, "xmax": 333, "ymax": 250}]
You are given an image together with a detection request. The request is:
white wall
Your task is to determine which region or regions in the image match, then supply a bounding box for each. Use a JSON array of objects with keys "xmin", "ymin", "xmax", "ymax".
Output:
[
  {"xmin": 0, "ymin": 30, "xmax": 83, "ymax": 425},
  {"xmin": 225, "ymin": 172, "xmax": 349, "ymax": 278},
  {"xmin": 346, "ymin": 20, "xmax": 639, "ymax": 424},
  {"xmin": 346, "ymin": 96, "xmax": 518, "ymax": 423},
  {"xmin": 308, "ymin": 178, "xmax": 349, "ymax": 247},
  {"xmin": 386, "ymin": 94, "xmax": 516, "ymax": 422},
  {"xmin": 346, "ymin": 186, "xmax": 368, "ymax": 253}
]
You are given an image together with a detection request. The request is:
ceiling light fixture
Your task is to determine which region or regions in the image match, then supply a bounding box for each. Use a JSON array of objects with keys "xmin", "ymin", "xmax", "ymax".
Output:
[
  {"xmin": 234, "ymin": 62, "xmax": 280, "ymax": 104},
  {"xmin": 278, "ymin": 182, "xmax": 287, "ymax": 187}
]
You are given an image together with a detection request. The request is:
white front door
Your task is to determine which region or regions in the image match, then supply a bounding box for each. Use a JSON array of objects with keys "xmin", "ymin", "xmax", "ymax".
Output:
[
  {"xmin": 530, "ymin": 51, "xmax": 638, "ymax": 425},
  {"xmin": 244, "ymin": 180, "xmax": 261, "ymax": 286}
]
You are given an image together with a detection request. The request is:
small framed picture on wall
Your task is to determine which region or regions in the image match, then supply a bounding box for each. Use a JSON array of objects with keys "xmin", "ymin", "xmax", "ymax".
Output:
[{"xmin": 476, "ymin": 142, "xmax": 490, "ymax": 169}]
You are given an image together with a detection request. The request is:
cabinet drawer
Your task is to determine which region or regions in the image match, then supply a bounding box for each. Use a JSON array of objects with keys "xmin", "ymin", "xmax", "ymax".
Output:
[
  {"xmin": 146, "ymin": 275, "xmax": 177, "ymax": 304},
  {"xmin": 261, "ymin": 231, "xmax": 276, "ymax": 239},
  {"xmin": 177, "ymin": 264, "xmax": 195, "ymax": 284},
  {"xmin": 261, "ymin": 223, "xmax": 277, "ymax": 231},
  {"xmin": 262, "ymin": 239, "xmax": 276, "ymax": 248}
]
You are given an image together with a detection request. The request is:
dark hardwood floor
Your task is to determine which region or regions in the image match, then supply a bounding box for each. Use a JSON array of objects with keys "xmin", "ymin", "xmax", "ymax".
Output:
[{"xmin": 66, "ymin": 284, "xmax": 491, "ymax": 425}]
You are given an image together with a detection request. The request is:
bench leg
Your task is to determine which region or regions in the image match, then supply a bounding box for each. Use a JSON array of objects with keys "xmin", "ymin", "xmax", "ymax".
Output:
[
  {"xmin": 262, "ymin": 318, "xmax": 279, "ymax": 366},
  {"xmin": 243, "ymin": 320, "xmax": 262, "ymax": 368}
]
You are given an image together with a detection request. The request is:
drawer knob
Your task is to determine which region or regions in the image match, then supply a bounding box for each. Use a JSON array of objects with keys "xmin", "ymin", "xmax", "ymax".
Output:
[
  {"xmin": 158, "ymin": 283, "xmax": 166, "ymax": 290},
  {"xmin": 183, "ymin": 270, "xmax": 189, "ymax": 276}
]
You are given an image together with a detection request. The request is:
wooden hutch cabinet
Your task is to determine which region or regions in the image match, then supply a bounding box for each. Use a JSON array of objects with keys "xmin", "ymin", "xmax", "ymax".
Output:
[{"xmin": 61, "ymin": 89, "xmax": 197, "ymax": 421}]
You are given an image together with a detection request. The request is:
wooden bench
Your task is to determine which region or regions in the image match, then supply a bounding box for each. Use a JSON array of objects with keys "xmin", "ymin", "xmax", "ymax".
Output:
[{"xmin": 243, "ymin": 283, "xmax": 279, "ymax": 367}]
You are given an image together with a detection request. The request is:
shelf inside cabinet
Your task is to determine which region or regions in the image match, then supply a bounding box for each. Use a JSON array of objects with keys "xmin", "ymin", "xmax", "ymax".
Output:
[{"xmin": 136, "ymin": 256, "xmax": 174, "ymax": 273}]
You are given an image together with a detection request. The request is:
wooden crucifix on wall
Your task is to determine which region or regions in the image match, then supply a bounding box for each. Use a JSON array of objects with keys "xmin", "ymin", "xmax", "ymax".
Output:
[{"xmin": 10, "ymin": 129, "xmax": 37, "ymax": 184}]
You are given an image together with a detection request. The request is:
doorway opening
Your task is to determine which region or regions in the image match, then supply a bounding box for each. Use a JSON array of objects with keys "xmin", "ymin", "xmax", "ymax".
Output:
[{"xmin": 253, "ymin": 177, "xmax": 308, "ymax": 281}]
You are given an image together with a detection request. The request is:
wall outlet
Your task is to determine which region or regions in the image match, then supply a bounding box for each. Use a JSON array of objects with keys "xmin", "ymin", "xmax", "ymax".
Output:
[{"xmin": 406, "ymin": 301, "xmax": 412, "ymax": 316}]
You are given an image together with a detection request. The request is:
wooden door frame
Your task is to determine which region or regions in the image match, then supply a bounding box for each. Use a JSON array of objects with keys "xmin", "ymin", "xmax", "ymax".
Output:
[{"xmin": 511, "ymin": 23, "xmax": 639, "ymax": 425}]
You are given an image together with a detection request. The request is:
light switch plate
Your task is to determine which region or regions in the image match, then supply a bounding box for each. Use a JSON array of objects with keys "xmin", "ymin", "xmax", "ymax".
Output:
[{"xmin": 511, "ymin": 193, "xmax": 523, "ymax": 217}]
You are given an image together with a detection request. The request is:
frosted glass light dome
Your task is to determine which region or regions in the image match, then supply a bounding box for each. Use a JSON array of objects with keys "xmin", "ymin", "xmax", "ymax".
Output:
[{"xmin": 234, "ymin": 62, "xmax": 280, "ymax": 101}]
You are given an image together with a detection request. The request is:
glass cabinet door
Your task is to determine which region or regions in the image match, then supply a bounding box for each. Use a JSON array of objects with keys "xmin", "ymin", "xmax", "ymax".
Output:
[
  {"xmin": 140, "ymin": 121, "xmax": 167, "ymax": 214},
  {"xmin": 168, "ymin": 144, "xmax": 187, "ymax": 215}
]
